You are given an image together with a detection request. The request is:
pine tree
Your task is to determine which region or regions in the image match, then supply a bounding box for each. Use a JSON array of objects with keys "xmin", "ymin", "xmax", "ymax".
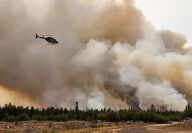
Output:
[{"xmin": 75, "ymin": 102, "xmax": 79, "ymax": 120}]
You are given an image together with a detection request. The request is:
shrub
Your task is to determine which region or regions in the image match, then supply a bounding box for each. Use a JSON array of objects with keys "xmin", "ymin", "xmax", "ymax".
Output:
[
  {"xmin": 106, "ymin": 112, "xmax": 120, "ymax": 122},
  {"xmin": 7, "ymin": 115, "xmax": 15, "ymax": 122},
  {"xmin": 91, "ymin": 124, "xmax": 97, "ymax": 128},
  {"xmin": 153, "ymin": 114, "xmax": 168, "ymax": 123},
  {"xmin": 97, "ymin": 113, "xmax": 106, "ymax": 121},
  {"xmin": 17, "ymin": 113, "xmax": 30, "ymax": 121},
  {"xmin": 48, "ymin": 115, "xmax": 55, "ymax": 121},
  {"xmin": 43, "ymin": 115, "xmax": 48, "ymax": 121},
  {"xmin": 15, "ymin": 121, "xmax": 19, "ymax": 126},
  {"xmin": 32, "ymin": 115, "xmax": 43, "ymax": 121},
  {"xmin": 55, "ymin": 114, "xmax": 68, "ymax": 121},
  {"xmin": 49, "ymin": 121, "xmax": 52, "ymax": 127}
]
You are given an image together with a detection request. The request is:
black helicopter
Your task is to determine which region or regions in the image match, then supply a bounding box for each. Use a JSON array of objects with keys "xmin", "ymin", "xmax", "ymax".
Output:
[{"xmin": 35, "ymin": 33, "xmax": 59, "ymax": 45}]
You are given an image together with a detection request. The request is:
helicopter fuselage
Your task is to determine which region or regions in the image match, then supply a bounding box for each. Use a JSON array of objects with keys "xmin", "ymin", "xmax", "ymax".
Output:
[
  {"xmin": 44, "ymin": 37, "xmax": 58, "ymax": 44},
  {"xmin": 36, "ymin": 33, "xmax": 59, "ymax": 44}
]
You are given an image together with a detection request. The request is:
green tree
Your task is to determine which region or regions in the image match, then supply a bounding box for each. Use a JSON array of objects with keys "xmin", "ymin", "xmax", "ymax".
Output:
[{"xmin": 75, "ymin": 102, "xmax": 79, "ymax": 120}]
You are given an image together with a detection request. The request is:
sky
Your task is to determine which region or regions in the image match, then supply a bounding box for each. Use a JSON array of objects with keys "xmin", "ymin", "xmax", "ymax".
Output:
[{"xmin": 135, "ymin": 0, "xmax": 192, "ymax": 47}]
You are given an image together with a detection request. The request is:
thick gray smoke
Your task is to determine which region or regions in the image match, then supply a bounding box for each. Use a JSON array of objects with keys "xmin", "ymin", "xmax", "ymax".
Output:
[
  {"xmin": 104, "ymin": 79, "xmax": 140, "ymax": 110},
  {"xmin": 0, "ymin": 0, "xmax": 190, "ymax": 110}
]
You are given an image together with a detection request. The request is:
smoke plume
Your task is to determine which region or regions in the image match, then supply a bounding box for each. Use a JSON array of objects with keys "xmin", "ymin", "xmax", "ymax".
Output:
[{"xmin": 0, "ymin": 0, "xmax": 190, "ymax": 111}]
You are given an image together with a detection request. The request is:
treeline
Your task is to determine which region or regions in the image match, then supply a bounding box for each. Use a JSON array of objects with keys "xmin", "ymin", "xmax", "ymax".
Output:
[{"xmin": 0, "ymin": 103, "xmax": 191, "ymax": 123}]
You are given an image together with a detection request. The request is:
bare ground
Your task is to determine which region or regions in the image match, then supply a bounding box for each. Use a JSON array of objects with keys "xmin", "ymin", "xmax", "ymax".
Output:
[
  {"xmin": 1, "ymin": 121, "xmax": 192, "ymax": 133},
  {"xmin": 0, "ymin": 120, "xmax": 136, "ymax": 133},
  {"xmin": 91, "ymin": 123, "xmax": 192, "ymax": 133},
  {"xmin": 116, "ymin": 123, "xmax": 192, "ymax": 133}
]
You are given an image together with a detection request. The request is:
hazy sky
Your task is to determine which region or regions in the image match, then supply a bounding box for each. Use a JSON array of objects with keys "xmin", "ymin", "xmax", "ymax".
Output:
[{"xmin": 135, "ymin": 0, "xmax": 192, "ymax": 47}]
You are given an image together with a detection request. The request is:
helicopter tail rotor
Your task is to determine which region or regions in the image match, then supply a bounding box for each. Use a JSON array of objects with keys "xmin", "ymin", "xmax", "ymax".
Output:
[{"xmin": 35, "ymin": 33, "xmax": 38, "ymax": 39}]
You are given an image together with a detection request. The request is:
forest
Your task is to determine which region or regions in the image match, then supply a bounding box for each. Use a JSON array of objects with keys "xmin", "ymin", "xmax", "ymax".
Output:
[{"xmin": 0, "ymin": 102, "xmax": 192, "ymax": 124}]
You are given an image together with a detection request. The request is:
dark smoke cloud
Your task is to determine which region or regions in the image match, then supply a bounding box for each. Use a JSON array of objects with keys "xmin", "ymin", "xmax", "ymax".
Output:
[{"xmin": 104, "ymin": 79, "xmax": 140, "ymax": 109}]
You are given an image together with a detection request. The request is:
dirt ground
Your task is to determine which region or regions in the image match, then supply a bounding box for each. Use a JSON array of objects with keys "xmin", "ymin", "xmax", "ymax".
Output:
[
  {"xmin": 0, "ymin": 120, "xmax": 136, "ymax": 133},
  {"xmin": 1, "ymin": 121, "xmax": 192, "ymax": 133},
  {"xmin": 91, "ymin": 123, "xmax": 192, "ymax": 133},
  {"xmin": 112, "ymin": 123, "xmax": 192, "ymax": 133}
]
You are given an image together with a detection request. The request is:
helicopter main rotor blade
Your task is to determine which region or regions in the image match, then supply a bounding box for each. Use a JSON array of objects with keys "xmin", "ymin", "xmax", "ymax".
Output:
[
  {"xmin": 39, "ymin": 35, "xmax": 53, "ymax": 36},
  {"xmin": 38, "ymin": 34, "xmax": 67, "ymax": 37}
]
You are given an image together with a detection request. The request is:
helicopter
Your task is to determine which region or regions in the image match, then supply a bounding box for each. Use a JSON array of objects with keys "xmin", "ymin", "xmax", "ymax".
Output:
[{"xmin": 35, "ymin": 33, "xmax": 59, "ymax": 45}]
